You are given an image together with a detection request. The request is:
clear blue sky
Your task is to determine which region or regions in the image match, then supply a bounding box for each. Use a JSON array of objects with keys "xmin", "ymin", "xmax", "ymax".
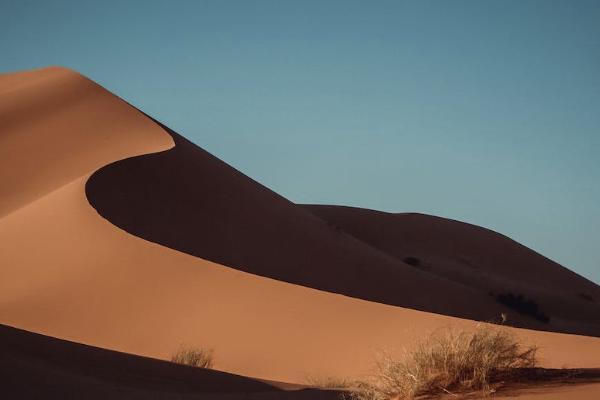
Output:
[{"xmin": 2, "ymin": 0, "xmax": 599, "ymax": 283}]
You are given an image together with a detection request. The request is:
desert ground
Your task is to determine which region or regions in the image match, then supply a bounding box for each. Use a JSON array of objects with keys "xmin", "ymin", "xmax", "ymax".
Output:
[{"xmin": 1, "ymin": 67, "xmax": 598, "ymax": 398}]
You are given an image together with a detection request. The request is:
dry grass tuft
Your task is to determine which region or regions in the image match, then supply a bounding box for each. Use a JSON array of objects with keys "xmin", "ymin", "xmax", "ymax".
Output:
[
  {"xmin": 171, "ymin": 347, "xmax": 214, "ymax": 369},
  {"xmin": 349, "ymin": 324, "xmax": 537, "ymax": 399},
  {"xmin": 306, "ymin": 375, "xmax": 355, "ymax": 390}
]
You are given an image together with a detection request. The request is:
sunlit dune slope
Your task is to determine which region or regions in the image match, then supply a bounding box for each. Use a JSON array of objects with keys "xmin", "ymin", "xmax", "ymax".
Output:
[
  {"xmin": 0, "ymin": 67, "xmax": 173, "ymax": 218},
  {"xmin": 302, "ymin": 205, "xmax": 600, "ymax": 335}
]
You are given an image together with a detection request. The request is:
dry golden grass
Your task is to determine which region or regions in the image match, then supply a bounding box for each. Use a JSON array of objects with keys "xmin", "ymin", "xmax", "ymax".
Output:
[
  {"xmin": 306, "ymin": 375, "xmax": 354, "ymax": 390},
  {"xmin": 349, "ymin": 324, "xmax": 537, "ymax": 399},
  {"xmin": 171, "ymin": 347, "xmax": 214, "ymax": 369}
]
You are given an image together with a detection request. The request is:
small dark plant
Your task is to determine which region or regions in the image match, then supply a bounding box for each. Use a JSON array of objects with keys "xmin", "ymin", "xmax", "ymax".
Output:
[
  {"xmin": 578, "ymin": 293, "xmax": 595, "ymax": 303},
  {"xmin": 495, "ymin": 293, "xmax": 550, "ymax": 323},
  {"xmin": 403, "ymin": 256, "xmax": 421, "ymax": 267},
  {"xmin": 327, "ymin": 221, "xmax": 343, "ymax": 233}
]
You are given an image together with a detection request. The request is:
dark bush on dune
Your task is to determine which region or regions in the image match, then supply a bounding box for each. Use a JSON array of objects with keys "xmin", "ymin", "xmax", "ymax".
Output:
[
  {"xmin": 579, "ymin": 293, "xmax": 595, "ymax": 303},
  {"xmin": 403, "ymin": 256, "xmax": 421, "ymax": 267},
  {"xmin": 495, "ymin": 293, "xmax": 550, "ymax": 323}
]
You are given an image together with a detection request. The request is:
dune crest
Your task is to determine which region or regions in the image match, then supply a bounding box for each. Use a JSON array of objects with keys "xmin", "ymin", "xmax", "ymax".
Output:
[{"xmin": 0, "ymin": 67, "xmax": 173, "ymax": 218}]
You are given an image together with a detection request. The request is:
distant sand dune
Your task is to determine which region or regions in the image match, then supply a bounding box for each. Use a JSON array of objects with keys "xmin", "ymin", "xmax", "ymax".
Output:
[{"xmin": 303, "ymin": 205, "xmax": 600, "ymax": 334}]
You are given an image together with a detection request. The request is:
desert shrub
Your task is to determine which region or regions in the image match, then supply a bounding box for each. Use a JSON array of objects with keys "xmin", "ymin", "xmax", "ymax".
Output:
[
  {"xmin": 327, "ymin": 221, "xmax": 344, "ymax": 233},
  {"xmin": 171, "ymin": 347, "xmax": 214, "ymax": 368},
  {"xmin": 402, "ymin": 257, "xmax": 421, "ymax": 267},
  {"xmin": 349, "ymin": 325, "xmax": 537, "ymax": 400},
  {"xmin": 306, "ymin": 376, "xmax": 354, "ymax": 390},
  {"xmin": 579, "ymin": 292, "xmax": 595, "ymax": 303},
  {"xmin": 495, "ymin": 293, "xmax": 550, "ymax": 323}
]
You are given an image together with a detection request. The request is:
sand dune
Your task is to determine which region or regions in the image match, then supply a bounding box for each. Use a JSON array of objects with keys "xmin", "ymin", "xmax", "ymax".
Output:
[
  {"xmin": 1, "ymin": 173, "xmax": 598, "ymax": 382},
  {"xmin": 303, "ymin": 205, "xmax": 600, "ymax": 335},
  {"xmin": 1, "ymin": 67, "xmax": 599, "ymax": 397}
]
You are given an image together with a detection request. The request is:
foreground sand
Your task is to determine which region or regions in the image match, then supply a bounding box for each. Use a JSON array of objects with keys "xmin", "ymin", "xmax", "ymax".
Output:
[
  {"xmin": 3, "ymin": 323, "xmax": 598, "ymax": 399},
  {"xmin": 1, "ymin": 67, "xmax": 599, "ymax": 397},
  {"xmin": 1, "ymin": 323, "xmax": 338, "ymax": 400},
  {"xmin": 496, "ymin": 384, "xmax": 600, "ymax": 400}
]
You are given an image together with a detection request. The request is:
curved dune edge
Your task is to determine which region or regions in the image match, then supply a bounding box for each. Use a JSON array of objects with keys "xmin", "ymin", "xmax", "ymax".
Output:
[
  {"xmin": 82, "ymin": 103, "xmax": 600, "ymax": 337},
  {"xmin": 83, "ymin": 119, "xmax": 597, "ymax": 337},
  {"xmin": 85, "ymin": 124, "xmax": 517, "ymax": 330},
  {"xmin": 0, "ymin": 66, "xmax": 174, "ymax": 218},
  {"xmin": 0, "ymin": 67, "xmax": 599, "ymax": 385}
]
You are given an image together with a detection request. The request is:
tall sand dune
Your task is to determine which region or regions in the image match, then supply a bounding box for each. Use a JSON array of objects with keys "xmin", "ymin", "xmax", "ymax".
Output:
[{"xmin": 1, "ymin": 67, "xmax": 599, "ymax": 388}]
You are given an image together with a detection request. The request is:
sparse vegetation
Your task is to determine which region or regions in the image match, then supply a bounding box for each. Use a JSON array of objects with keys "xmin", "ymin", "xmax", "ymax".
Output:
[
  {"xmin": 579, "ymin": 292, "xmax": 595, "ymax": 303},
  {"xmin": 306, "ymin": 376, "xmax": 354, "ymax": 390},
  {"xmin": 402, "ymin": 256, "xmax": 421, "ymax": 267},
  {"xmin": 347, "ymin": 325, "xmax": 537, "ymax": 400},
  {"xmin": 171, "ymin": 347, "xmax": 214, "ymax": 368},
  {"xmin": 327, "ymin": 221, "xmax": 344, "ymax": 233},
  {"xmin": 495, "ymin": 292, "xmax": 550, "ymax": 323},
  {"xmin": 402, "ymin": 256, "xmax": 431, "ymax": 270}
]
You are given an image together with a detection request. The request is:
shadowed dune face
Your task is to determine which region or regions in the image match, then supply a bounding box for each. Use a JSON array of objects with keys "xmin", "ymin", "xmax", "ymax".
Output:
[
  {"xmin": 84, "ymin": 123, "xmax": 599, "ymax": 336},
  {"xmin": 302, "ymin": 205, "xmax": 600, "ymax": 335},
  {"xmin": 85, "ymin": 123, "xmax": 551, "ymax": 330},
  {"xmin": 86, "ymin": 126, "xmax": 502, "ymax": 319}
]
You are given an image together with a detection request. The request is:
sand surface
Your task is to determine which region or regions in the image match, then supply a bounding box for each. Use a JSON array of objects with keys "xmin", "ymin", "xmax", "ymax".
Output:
[
  {"xmin": 1, "ymin": 323, "xmax": 339, "ymax": 400},
  {"xmin": 1, "ymin": 67, "xmax": 599, "ymax": 397},
  {"xmin": 496, "ymin": 384, "xmax": 600, "ymax": 400},
  {"xmin": 3, "ymin": 323, "xmax": 598, "ymax": 400}
]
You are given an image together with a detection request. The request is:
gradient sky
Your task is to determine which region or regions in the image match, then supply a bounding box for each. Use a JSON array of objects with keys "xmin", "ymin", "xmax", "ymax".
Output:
[{"xmin": 2, "ymin": 0, "xmax": 599, "ymax": 283}]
